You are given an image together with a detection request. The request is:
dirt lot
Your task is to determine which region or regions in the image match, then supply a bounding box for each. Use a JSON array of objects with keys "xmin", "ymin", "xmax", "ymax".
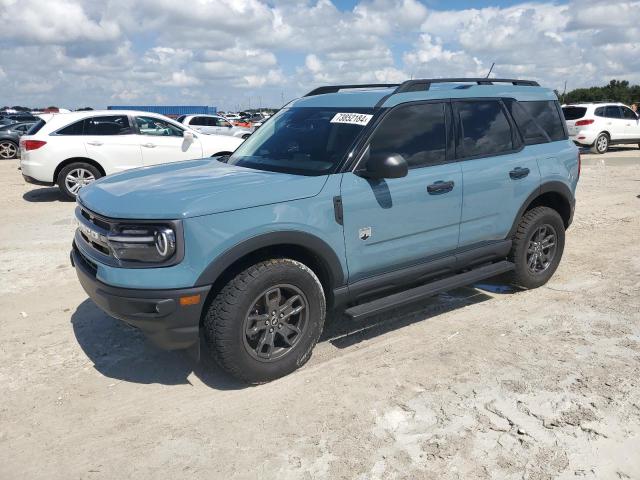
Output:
[{"xmin": 1, "ymin": 148, "xmax": 639, "ymax": 480}]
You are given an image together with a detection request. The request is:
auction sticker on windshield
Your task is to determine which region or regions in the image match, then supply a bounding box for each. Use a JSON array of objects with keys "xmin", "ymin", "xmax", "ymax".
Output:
[{"xmin": 330, "ymin": 113, "xmax": 373, "ymax": 126}]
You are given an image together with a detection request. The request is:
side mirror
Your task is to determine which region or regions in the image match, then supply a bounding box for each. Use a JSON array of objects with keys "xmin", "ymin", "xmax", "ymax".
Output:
[
  {"xmin": 183, "ymin": 131, "xmax": 194, "ymax": 141},
  {"xmin": 361, "ymin": 152, "xmax": 408, "ymax": 179}
]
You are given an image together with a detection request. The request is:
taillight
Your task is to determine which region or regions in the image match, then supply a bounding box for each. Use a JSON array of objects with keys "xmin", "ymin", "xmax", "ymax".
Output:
[
  {"xmin": 22, "ymin": 139, "xmax": 47, "ymax": 151},
  {"xmin": 575, "ymin": 119, "xmax": 594, "ymax": 126}
]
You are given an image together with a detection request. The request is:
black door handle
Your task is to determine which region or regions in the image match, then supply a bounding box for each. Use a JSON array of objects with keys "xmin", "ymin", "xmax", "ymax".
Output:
[
  {"xmin": 509, "ymin": 167, "xmax": 530, "ymax": 180},
  {"xmin": 427, "ymin": 180, "xmax": 455, "ymax": 194}
]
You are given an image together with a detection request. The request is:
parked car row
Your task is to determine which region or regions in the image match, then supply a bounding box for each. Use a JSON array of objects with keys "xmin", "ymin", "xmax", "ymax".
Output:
[
  {"xmin": 19, "ymin": 110, "xmax": 243, "ymax": 198},
  {"xmin": 176, "ymin": 114, "xmax": 252, "ymax": 139},
  {"xmin": 0, "ymin": 121, "xmax": 36, "ymax": 159}
]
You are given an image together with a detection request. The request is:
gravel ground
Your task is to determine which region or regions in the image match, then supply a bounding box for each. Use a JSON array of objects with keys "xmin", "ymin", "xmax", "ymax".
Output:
[{"xmin": 0, "ymin": 148, "xmax": 639, "ymax": 480}]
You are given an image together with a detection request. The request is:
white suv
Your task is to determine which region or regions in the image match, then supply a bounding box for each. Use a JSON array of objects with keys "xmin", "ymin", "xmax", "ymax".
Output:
[
  {"xmin": 20, "ymin": 110, "xmax": 243, "ymax": 199},
  {"xmin": 176, "ymin": 114, "xmax": 252, "ymax": 139},
  {"xmin": 562, "ymin": 102, "xmax": 640, "ymax": 153}
]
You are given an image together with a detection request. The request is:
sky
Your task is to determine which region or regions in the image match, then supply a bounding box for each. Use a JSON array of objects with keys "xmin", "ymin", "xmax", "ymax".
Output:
[{"xmin": 0, "ymin": 0, "xmax": 638, "ymax": 111}]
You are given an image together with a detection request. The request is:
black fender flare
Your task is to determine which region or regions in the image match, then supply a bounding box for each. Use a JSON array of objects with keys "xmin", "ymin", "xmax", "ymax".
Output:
[
  {"xmin": 507, "ymin": 181, "xmax": 575, "ymax": 238},
  {"xmin": 195, "ymin": 231, "xmax": 346, "ymax": 288}
]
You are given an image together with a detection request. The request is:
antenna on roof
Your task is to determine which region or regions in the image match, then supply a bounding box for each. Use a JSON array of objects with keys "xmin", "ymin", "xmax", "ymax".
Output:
[{"xmin": 486, "ymin": 62, "xmax": 495, "ymax": 78}]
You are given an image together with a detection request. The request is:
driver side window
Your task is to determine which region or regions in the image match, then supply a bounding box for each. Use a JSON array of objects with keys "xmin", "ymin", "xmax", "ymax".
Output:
[
  {"xmin": 622, "ymin": 107, "xmax": 638, "ymax": 120},
  {"xmin": 135, "ymin": 116, "xmax": 184, "ymax": 136}
]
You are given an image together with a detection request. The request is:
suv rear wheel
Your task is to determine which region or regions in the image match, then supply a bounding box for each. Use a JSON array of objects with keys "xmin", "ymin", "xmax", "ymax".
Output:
[
  {"xmin": 203, "ymin": 258, "xmax": 326, "ymax": 384},
  {"xmin": 508, "ymin": 206, "xmax": 565, "ymax": 289},
  {"xmin": 57, "ymin": 162, "xmax": 102, "ymax": 200},
  {"xmin": 591, "ymin": 133, "xmax": 609, "ymax": 154}
]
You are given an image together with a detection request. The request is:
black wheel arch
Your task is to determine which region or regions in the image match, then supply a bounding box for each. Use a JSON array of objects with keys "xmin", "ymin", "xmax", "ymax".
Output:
[
  {"xmin": 508, "ymin": 182, "xmax": 575, "ymax": 238},
  {"xmin": 195, "ymin": 231, "xmax": 346, "ymax": 309}
]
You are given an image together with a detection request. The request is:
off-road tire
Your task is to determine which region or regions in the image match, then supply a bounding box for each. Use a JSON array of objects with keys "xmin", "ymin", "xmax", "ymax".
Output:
[
  {"xmin": 508, "ymin": 206, "xmax": 565, "ymax": 289},
  {"xmin": 591, "ymin": 133, "xmax": 609, "ymax": 154},
  {"xmin": 203, "ymin": 258, "xmax": 326, "ymax": 384},
  {"xmin": 57, "ymin": 162, "xmax": 102, "ymax": 200}
]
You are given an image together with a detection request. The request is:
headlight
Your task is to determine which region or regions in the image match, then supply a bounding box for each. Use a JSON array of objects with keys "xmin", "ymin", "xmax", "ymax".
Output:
[{"xmin": 107, "ymin": 225, "xmax": 177, "ymax": 263}]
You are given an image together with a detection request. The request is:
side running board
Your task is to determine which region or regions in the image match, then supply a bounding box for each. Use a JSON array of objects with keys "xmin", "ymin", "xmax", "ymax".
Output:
[{"xmin": 344, "ymin": 260, "xmax": 515, "ymax": 320}]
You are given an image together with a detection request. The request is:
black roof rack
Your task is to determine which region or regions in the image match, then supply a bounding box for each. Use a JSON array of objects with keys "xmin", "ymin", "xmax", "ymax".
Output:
[
  {"xmin": 304, "ymin": 84, "xmax": 399, "ymax": 97},
  {"xmin": 303, "ymin": 78, "xmax": 540, "ymax": 98},
  {"xmin": 394, "ymin": 78, "xmax": 539, "ymax": 93}
]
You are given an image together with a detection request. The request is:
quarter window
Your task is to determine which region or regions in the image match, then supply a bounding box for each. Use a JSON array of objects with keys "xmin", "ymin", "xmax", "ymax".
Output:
[
  {"xmin": 456, "ymin": 100, "xmax": 513, "ymax": 157},
  {"xmin": 506, "ymin": 100, "xmax": 550, "ymax": 145},
  {"xmin": 57, "ymin": 120, "xmax": 84, "ymax": 135},
  {"xmin": 519, "ymin": 101, "xmax": 566, "ymax": 141},
  {"xmin": 84, "ymin": 115, "xmax": 131, "ymax": 135},
  {"xmin": 135, "ymin": 116, "xmax": 184, "ymax": 137},
  {"xmin": 369, "ymin": 103, "xmax": 447, "ymax": 168}
]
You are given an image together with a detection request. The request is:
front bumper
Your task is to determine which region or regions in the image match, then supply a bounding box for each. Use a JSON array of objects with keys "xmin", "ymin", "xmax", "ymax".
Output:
[{"xmin": 71, "ymin": 244, "xmax": 210, "ymax": 350}]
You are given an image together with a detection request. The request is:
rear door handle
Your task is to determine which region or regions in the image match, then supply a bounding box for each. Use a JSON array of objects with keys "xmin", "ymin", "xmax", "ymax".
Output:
[
  {"xmin": 509, "ymin": 167, "xmax": 530, "ymax": 180},
  {"xmin": 427, "ymin": 180, "xmax": 455, "ymax": 194},
  {"xmin": 142, "ymin": 143, "xmax": 156, "ymax": 148},
  {"xmin": 87, "ymin": 141, "xmax": 103, "ymax": 146}
]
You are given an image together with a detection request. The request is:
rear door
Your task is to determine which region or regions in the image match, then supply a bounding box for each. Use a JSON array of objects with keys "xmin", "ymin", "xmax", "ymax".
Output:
[
  {"xmin": 83, "ymin": 115, "xmax": 143, "ymax": 174},
  {"xmin": 341, "ymin": 102, "xmax": 463, "ymax": 283},
  {"xmin": 454, "ymin": 99, "xmax": 541, "ymax": 247},
  {"xmin": 603, "ymin": 106, "xmax": 626, "ymax": 141},
  {"xmin": 134, "ymin": 115, "xmax": 203, "ymax": 166}
]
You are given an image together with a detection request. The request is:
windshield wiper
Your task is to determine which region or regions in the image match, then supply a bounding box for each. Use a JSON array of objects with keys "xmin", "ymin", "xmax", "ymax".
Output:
[{"xmin": 216, "ymin": 154, "xmax": 230, "ymax": 163}]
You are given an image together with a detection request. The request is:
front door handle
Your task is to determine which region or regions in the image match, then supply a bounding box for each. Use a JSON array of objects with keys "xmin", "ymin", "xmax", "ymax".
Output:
[
  {"xmin": 509, "ymin": 167, "xmax": 530, "ymax": 180},
  {"xmin": 87, "ymin": 141, "xmax": 103, "ymax": 146},
  {"xmin": 427, "ymin": 180, "xmax": 455, "ymax": 194},
  {"xmin": 142, "ymin": 143, "xmax": 156, "ymax": 148}
]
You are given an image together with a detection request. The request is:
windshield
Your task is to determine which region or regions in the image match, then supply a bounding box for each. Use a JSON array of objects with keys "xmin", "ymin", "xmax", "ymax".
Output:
[{"xmin": 226, "ymin": 107, "xmax": 376, "ymax": 175}]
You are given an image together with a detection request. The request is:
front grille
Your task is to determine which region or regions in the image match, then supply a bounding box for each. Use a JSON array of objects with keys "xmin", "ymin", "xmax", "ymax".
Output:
[{"xmin": 76, "ymin": 206, "xmax": 116, "ymax": 260}]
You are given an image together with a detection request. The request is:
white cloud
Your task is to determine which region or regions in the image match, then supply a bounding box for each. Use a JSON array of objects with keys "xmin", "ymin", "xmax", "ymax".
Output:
[{"xmin": 0, "ymin": 0, "xmax": 639, "ymax": 109}]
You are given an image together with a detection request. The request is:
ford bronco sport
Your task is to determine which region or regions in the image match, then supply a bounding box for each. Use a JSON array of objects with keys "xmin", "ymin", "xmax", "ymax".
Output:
[{"xmin": 71, "ymin": 78, "xmax": 579, "ymax": 383}]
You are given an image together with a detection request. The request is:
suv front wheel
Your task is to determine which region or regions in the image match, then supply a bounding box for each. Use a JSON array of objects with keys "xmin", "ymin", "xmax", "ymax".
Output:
[
  {"xmin": 58, "ymin": 162, "xmax": 102, "ymax": 200},
  {"xmin": 203, "ymin": 258, "xmax": 326, "ymax": 383},
  {"xmin": 509, "ymin": 206, "xmax": 565, "ymax": 289}
]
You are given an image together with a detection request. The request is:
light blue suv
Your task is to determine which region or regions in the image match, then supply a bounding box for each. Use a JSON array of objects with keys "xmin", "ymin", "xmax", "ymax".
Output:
[{"xmin": 71, "ymin": 78, "xmax": 579, "ymax": 383}]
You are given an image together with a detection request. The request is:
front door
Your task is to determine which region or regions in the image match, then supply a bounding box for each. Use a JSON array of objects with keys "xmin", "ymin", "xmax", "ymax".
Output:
[
  {"xmin": 341, "ymin": 102, "xmax": 462, "ymax": 283},
  {"xmin": 621, "ymin": 106, "xmax": 640, "ymax": 141},
  {"xmin": 134, "ymin": 115, "xmax": 203, "ymax": 166}
]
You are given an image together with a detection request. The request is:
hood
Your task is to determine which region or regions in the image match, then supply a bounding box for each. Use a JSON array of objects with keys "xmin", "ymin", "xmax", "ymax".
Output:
[{"xmin": 79, "ymin": 159, "xmax": 329, "ymax": 219}]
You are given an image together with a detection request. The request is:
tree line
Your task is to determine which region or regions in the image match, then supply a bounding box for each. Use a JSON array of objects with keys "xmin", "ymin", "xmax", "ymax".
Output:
[{"xmin": 557, "ymin": 80, "xmax": 640, "ymax": 105}]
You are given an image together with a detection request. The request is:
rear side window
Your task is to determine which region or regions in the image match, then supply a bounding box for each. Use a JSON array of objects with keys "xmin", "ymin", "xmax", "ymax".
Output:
[
  {"xmin": 85, "ymin": 115, "xmax": 131, "ymax": 135},
  {"xmin": 57, "ymin": 120, "xmax": 84, "ymax": 135},
  {"xmin": 562, "ymin": 106, "xmax": 587, "ymax": 120},
  {"xmin": 519, "ymin": 101, "xmax": 566, "ymax": 141},
  {"xmin": 369, "ymin": 102, "xmax": 447, "ymax": 168},
  {"xmin": 190, "ymin": 116, "xmax": 207, "ymax": 126},
  {"xmin": 456, "ymin": 100, "xmax": 513, "ymax": 157},
  {"xmin": 605, "ymin": 106, "xmax": 622, "ymax": 119}
]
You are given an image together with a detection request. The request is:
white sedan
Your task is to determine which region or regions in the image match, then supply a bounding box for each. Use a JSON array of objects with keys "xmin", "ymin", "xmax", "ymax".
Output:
[{"xmin": 20, "ymin": 110, "xmax": 243, "ymax": 199}]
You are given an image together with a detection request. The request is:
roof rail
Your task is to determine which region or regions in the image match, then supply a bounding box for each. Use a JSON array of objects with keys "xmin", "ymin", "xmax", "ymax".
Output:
[
  {"xmin": 304, "ymin": 84, "xmax": 399, "ymax": 97},
  {"xmin": 393, "ymin": 78, "xmax": 539, "ymax": 93}
]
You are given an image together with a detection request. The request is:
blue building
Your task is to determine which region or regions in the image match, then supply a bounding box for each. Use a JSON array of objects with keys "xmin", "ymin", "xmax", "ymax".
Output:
[{"xmin": 107, "ymin": 105, "xmax": 217, "ymax": 116}]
